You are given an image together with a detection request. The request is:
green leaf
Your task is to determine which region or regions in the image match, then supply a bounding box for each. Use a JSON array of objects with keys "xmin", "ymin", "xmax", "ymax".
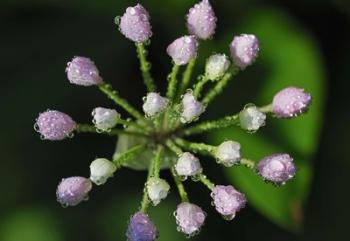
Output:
[
  {"xmin": 114, "ymin": 134, "xmax": 176, "ymax": 170},
  {"xmin": 209, "ymin": 8, "xmax": 325, "ymax": 232}
]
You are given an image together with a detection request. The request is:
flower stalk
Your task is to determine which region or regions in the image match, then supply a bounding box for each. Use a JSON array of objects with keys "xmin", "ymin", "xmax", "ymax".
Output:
[{"xmin": 136, "ymin": 43, "xmax": 156, "ymax": 92}]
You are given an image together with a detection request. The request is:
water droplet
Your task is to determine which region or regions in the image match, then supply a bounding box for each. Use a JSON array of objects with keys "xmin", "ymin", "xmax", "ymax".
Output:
[
  {"xmin": 114, "ymin": 16, "xmax": 121, "ymax": 25},
  {"xmin": 61, "ymin": 203, "xmax": 69, "ymax": 208},
  {"xmin": 33, "ymin": 123, "xmax": 39, "ymax": 131}
]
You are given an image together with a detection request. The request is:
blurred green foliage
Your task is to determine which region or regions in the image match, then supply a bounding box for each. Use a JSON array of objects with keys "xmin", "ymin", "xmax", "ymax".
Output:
[{"xmin": 209, "ymin": 7, "xmax": 325, "ymax": 232}]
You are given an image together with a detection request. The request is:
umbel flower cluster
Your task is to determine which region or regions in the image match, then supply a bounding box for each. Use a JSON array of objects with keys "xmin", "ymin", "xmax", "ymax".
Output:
[{"xmin": 35, "ymin": 1, "xmax": 312, "ymax": 240}]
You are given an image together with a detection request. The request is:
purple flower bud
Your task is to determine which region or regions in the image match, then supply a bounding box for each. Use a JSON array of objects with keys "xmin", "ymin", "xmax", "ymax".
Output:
[
  {"xmin": 272, "ymin": 87, "xmax": 312, "ymax": 118},
  {"xmin": 211, "ymin": 185, "xmax": 246, "ymax": 220},
  {"xmin": 187, "ymin": 0, "xmax": 217, "ymax": 40},
  {"xmin": 56, "ymin": 177, "xmax": 92, "ymax": 207},
  {"xmin": 229, "ymin": 34, "xmax": 259, "ymax": 69},
  {"xmin": 35, "ymin": 110, "xmax": 76, "ymax": 141},
  {"xmin": 175, "ymin": 202, "xmax": 206, "ymax": 236},
  {"xmin": 257, "ymin": 154, "xmax": 296, "ymax": 184},
  {"xmin": 119, "ymin": 4, "xmax": 152, "ymax": 43},
  {"xmin": 167, "ymin": 36, "xmax": 199, "ymax": 65},
  {"xmin": 66, "ymin": 56, "xmax": 102, "ymax": 86},
  {"xmin": 127, "ymin": 212, "xmax": 158, "ymax": 241}
]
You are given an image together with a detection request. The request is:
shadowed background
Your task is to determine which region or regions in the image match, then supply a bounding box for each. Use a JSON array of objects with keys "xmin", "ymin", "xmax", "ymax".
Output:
[{"xmin": 1, "ymin": 0, "xmax": 350, "ymax": 241}]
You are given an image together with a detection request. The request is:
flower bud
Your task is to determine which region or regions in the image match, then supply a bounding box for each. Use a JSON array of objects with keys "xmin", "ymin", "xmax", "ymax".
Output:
[
  {"xmin": 215, "ymin": 141, "xmax": 241, "ymax": 167},
  {"xmin": 167, "ymin": 35, "xmax": 199, "ymax": 65},
  {"xmin": 257, "ymin": 154, "xmax": 296, "ymax": 184},
  {"xmin": 229, "ymin": 34, "xmax": 259, "ymax": 69},
  {"xmin": 146, "ymin": 177, "xmax": 170, "ymax": 206},
  {"xmin": 90, "ymin": 158, "xmax": 117, "ymax": 185},
  {"xmin": 175, "ymin": 152, "xmax": 202, "ymax": 178},
  {"xmin": 66, "ymin": 56, "xmax": 102, "ymax": 86},
  {"xmin": 175, "ymin": 202, "xmax": 206, "ymax": 236},
  {"xmin": 272, "ymin": 87, "xmax": 312, "ymax": 118},
  {"xmin": 56, "ymin": 177, "xmax": 92, "ymax": 207},
  {"xmin": 142, "ymin": 92, "xmax": 169, "ymax": 117},
  {"xmin": 35, "ymin": 110, "xmax": 76, "ymax": 141},
  {"xmin": 187, "ymin": 0, "xmax": 217, "ymax": 40},
  {"xmin": 127, "ymin": 212, "xmax": 158, "ymax": 241},
  {"xmin": 119, "ymin": 4, "xmax": 152, "ymax": 43},
  {"xmin": 180, "ymin": 91, "xmax": 205, "ymax": 123},
  {"xmin": 92, "ymin": 107, "xmax": 120, "ymax": 131},
  {"xmin": 205, "ymin": 54, "xmax": 230, "ymax": 80},
  {"xmin": 211, "ymin": 185, "xmax": 246, "ymax": 220},
  {"xmin": 239, "ymin": 105, "xmax": 266, "ymax": 131}
]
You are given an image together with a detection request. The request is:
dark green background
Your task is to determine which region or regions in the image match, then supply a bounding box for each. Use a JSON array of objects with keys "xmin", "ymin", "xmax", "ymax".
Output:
[{"xmin": 1, "ymin": 0, "xmax": 349, "ymax": 241}]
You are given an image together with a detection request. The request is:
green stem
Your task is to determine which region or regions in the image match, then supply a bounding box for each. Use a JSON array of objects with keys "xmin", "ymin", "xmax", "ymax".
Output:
[
  {"xmin": 166, "ymin": 64, "xmax": 180, "ymax": 101},
  {"xmin": 193, "ymin": 75, "xmax": 210, "ymax": 98},
  {"xmin": 182, "ymin": 114, "xmax": 240, "ymax": 136},
  {"xmin": 259, "ymin": 104, "xmax": 273, "ymax": 113},
  {"xmin": 98, "ymin": 82, "xmax": 145, "ymax": 120},
  {"xmin": 240, "ymin": 158, "xmax": 256, "ymax": 169},
  {"xmin": 140, "ymin": 168, "xmax": 152, "ymax": 212},
  {"xmin": 178, "ymin": 58, "xmax": 196, "ymax": 99},
  {"xmin": 117, "ymin": 119, "xmax": 151, "ymax": 132},
  {"xmin": 202, "ymin": 67, "xmax": 238, "ymax": 106},
  {"xmin": 140, "ymin": 146, "xmax": 162, "ymax": 212},
  {"xmin": 198, "ymin": 174, "xmax": 215, "ymax": 190},
  {"xmin": 76, "ymin": 124, "xmax": 148, "ymax": 138},
  {"xmin": 136, "ymin": 43, "xmax": 156, "ymax": 92},
  {"xmin": 153, "ymin": 145, "xmax": 164, "ymax": 178},
  {"xmin": 165, "ymin": 140, "xmax": 183, "ymax": 156},
  {"xmin": 113, "ymin": 144, "xmax": 147, "ymax": 167},
  {"xmin": 171, "ymin": 167, "xmax": 189, "ymax": 202},
  {"xmin": 174, "ymin": 138, "xmax": 216, "ymax": 156}
]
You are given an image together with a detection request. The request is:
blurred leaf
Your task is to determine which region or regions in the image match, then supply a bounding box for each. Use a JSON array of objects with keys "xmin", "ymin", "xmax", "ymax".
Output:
[
  {"xmin": 209, "ymin": 8, "xmax": 325, "ymax": 232},
  {"xmin": 0, "ymin": 208, "xmax": 63, "ymax": 241}
]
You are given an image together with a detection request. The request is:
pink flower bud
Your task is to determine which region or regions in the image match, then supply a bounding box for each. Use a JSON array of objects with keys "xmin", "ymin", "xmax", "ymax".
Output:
[
  {"xmin": 187, "ymin": 0, "xmax": 217, "ymax": 40},
  {"xmin": 56, "ymin": 177, "xmax": 92, "ymax": 207},
  {"xmin": 119, "ymin": 4, "xmax": 152, "ymax": 43},
  {"xmin": 230, "ymin": 34, "xmax": 259, "ymax": 69},
  {"xmin": 211, "ymin": 185, "xmax": 246, "ymax": 220},
  {"xmin": 257, "ymin": 154, "xmax": 296, "ymax": 184},
  {"xmin": 167, "ymin": 36, "xmax": 199, "ymax": 65},
  {"xmin": 272, "ymin": 87, "xmax": 312, "ymax": 118},
  {"xmin": 66, "ymin": 56, "xmax": 102, "ymax": 86},
  {"xmin": 175, "ymin": 202, "xmax": 206, "ymax": 236},
  {"xmin": 35, "ymin": 110, "xmax": 76, "ymax": 141}
]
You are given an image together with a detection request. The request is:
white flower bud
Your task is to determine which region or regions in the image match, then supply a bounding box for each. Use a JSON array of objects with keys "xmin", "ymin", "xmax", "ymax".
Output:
[
  {"xmin": 215, "ymin": 141, "xmax": 241, "ymax": 167},
  {"xmin": 92, "ymin": 107, "xmax": 120, "ymax": 131},
  {"xmin": 239, "ymin": 105, "xmax": 266, "ymax": 131},
  {"xmin": 205, "ymin": 54, "xmax": 230, "ymax": 80},
  {"xmin": 180, "ymin": 92, "xmax": 205, "ymax": 123},
  {"xmin": 175, "ymin": 152, "xmax": 202, "ymax": 177},
  {"xmin": 142, "ymin": 92, "xmax": 169, "ymax": 117},
  {"xmin": 90, "ymin": 158, "xmax": 117, "ymax": 185},
  {"xmin": 146, "ymin": 177, "xmax": 170, "ymax": 206}
]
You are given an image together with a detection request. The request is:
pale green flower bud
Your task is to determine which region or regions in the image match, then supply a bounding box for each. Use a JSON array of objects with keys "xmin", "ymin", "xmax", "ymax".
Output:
[{"xmin": 90, "ymin": 158, "xmax": 117, "ymax": 185}]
